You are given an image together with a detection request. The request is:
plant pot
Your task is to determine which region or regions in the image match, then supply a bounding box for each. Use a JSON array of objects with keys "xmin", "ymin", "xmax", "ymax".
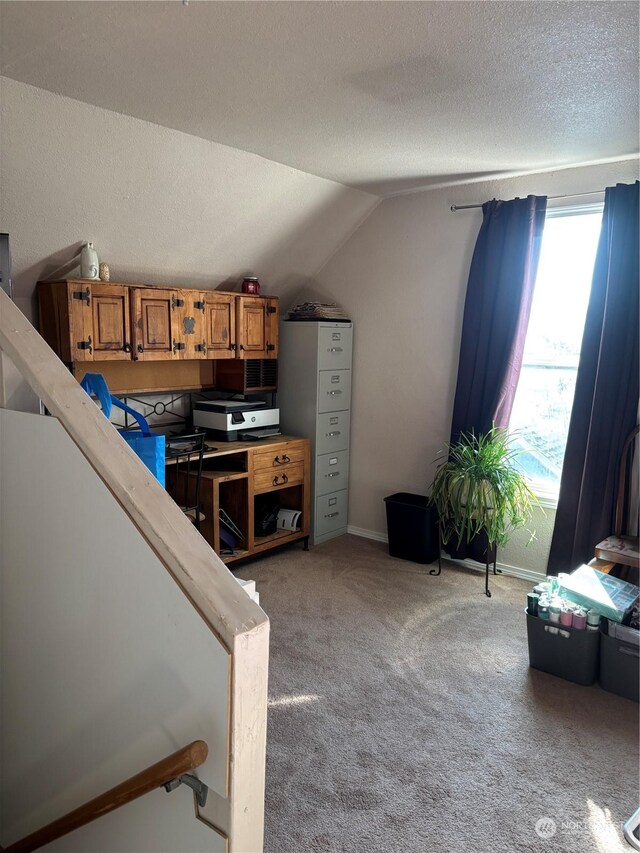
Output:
[{"xmin": 445, "ymin": 529, "xmax": 497, "ymax": 565}]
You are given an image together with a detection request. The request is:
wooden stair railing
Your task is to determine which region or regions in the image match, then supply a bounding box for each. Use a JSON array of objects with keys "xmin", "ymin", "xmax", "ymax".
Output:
[{"xmin": 2, "ymin": 741, "xmax": 208, "ymax": 853}]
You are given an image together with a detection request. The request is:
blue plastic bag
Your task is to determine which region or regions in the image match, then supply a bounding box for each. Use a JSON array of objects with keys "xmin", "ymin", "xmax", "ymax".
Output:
[{"xmin": 80, "ymin": 373, "xmax": 166, "ymax": 487}]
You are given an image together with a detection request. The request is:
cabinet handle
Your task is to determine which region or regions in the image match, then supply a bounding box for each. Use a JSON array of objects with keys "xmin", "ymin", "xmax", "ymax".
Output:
[
  {"xmin": 122, "ymin": 342, "xmax": 132, "ymax": 353},
  {"xmin": 327, "ymin": 390, "xmax": 342, "ymax": 396},
  {"xmin": 137, "ymin": 344, "xmax": 144, "ymax": 353},
  {"xmin": 230, "ymin": 343, "xmax": 237, "ymax": 351},
  {"xmin": 326, "ymin": 431, "xmax": 341, "ymax": 437},
  {"xmin": 325, "ymin": 511, "xmax": 339, "ymax": 519},
  {"xmin": 273, "ymin": 454, "xmax": 291, "ymax": 465},
  {"xmin": 282, "ymin": 453, "xmax": 290, "ymax": 463},
  {"xmin": 272, "ymin": 473, "xmax": 289, "ymax": 486},
  {"xmin": 326, "ymin": 471, "xmax": 340, "ymax": 478},
  {"xmin": 239, "ymin": 344, "xmax": 245, "ymax": 350},
  {"xmin": 328, "ymin": 347, "xmax": 343, "ymax": 353}
]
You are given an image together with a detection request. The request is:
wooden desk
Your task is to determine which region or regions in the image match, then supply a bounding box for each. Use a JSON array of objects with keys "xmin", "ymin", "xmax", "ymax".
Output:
[{"xmin": 167, "ymin": 435, "xmax": 310, "ymax": 564}]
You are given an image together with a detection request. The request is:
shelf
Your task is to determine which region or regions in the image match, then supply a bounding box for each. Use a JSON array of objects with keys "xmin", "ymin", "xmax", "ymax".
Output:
[
  {"xmin": 201, "ymin": 469, "xmax": 248, "ymax": 483},
  {"xmin": 221, "ymin": 549, "xmax": 251, "ymax": 564},
  {"xmin": 253, "ymin": 528, "xmax": 303, "ymax": 549}
]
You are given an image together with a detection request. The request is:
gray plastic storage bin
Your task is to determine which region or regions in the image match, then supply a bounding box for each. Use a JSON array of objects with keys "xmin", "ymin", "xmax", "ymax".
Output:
[
  {"xmin": 384, "ymin": 493, "xmax": 439, "ymax": 564},
  {"xmin": 599, "ymin": 625, "xmax": 640, "ymax": 702},
  {"xmin": 526, "ymin": 611, "xmax": 600, "ymax": 685}
]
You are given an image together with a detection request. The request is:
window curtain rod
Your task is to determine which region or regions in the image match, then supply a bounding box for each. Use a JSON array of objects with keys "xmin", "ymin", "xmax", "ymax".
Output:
[{"xmin": 450, "ymin": 189, "xmax": 604, "ymax": 212}]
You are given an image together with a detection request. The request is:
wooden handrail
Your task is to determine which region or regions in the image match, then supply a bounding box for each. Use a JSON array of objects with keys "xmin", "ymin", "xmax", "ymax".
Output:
[{"xmin": 3, "ymin": 741, "xmax": 208, "ymax": 853}]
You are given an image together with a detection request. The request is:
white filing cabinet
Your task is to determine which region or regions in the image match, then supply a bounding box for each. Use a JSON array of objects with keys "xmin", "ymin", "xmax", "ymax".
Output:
[{"xmin": 278, "ymin": 321, "xmax": 352, "ymax": 544}]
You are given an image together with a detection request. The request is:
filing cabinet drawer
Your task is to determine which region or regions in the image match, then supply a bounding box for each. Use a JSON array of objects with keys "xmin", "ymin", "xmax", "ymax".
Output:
[
  {"xmin": 253, "ymin": 442, "xmax": 306, "ymax": 471},
  {"xmin": 316, "ymin": 450, "xmax": 349, "ymax": 496},
  {"xmin": 318, "ymin": 369, "xmax": 351, "ymax": 413},
  {"xmin": 254, "ymin": 462, "xmax": 304, "ymax": 493},
  {"xmin": 318, "ymin": 326, "xmax": 352, "ymax": 370},
  {"xmin": 315, "ymin": 489, "xmax": 348, "ymax": 538},
  {"xmin": 316, "ymin": 410, "xmax": 350, "ymax": 455}
]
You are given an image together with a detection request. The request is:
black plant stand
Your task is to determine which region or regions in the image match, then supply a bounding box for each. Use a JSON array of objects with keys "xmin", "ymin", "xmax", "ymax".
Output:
[{"xmin": 432, "ymin": 528, "xmax": 500, "ymax": 597}]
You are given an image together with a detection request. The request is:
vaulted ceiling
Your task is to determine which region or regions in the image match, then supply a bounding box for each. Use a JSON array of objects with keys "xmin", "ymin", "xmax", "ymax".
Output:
[{"xmin": 1, "ymin": 1, "xmax": 638, "ymax": 195}]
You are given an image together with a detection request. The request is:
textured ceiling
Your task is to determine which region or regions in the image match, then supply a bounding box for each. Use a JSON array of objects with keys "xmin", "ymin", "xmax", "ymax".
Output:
[{"xmin": 1, "ymin": 1, "xmax": 638, "ymax": 196}]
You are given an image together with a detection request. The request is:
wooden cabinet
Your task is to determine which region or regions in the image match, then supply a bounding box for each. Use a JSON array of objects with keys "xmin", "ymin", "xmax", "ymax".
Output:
[
  {"xmin": 236, "ymin": 296, "xmax": 278, "ymax": 359},
  {"xmin": 203, "ymin": 293, "xmax": 236, "ymax": 358},
  {"xmin": 174, "ymin": 436, "xmax": 310, "ymax": 564},
  {"xmin": 38, "ymin": 281, "xmax": 279, "ymax": 373},
  {"xmin": 131, "ymin": 287, "xmax": 176, "ymax": 361},
  {"xmin": 37, "ymin": 280, "xmax": 133, "ymax": 362}
]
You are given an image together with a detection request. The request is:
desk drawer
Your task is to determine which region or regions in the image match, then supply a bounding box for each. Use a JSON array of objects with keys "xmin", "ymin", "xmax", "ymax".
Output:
[
  {"xmin": 253, "ymin": 443, "xmax": 306, "ymax": 471},
  {"xmin": 254, "ymin": 461, "xmax": 304, "ymax": 493},
  {"xmin": 318, "ymin": 369, "xmax": 351, "ymax": 413}
]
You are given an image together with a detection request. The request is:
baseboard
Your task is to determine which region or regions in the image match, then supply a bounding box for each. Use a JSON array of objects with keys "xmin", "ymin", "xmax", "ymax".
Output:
[
  {"xmin": 347, "ymin": 524, "xmax": 389, "ymax": 544},
  {"xmin": 346, "ymin": 525, "xmax": 545, "ymax": 582}
]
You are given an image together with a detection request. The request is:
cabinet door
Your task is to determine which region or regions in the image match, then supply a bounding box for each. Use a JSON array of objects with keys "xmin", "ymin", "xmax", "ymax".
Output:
[
  {"xmin": 204, "ymin": 293, "xmax": 236, "ymax": 358},
  {"xmin": 131, "ymin": 288, "xmax": 177, "ymax": 361},
  {"xmin": 236, "ymin": 297, "xmax": 268, "ymax": 359},
  {"xmin": 91, "ymin": 284, "xmax": 132, "ymax": 360},
  {"xmin": 173, "ymin": 290, "xmax": 207, "ymax": 360}
]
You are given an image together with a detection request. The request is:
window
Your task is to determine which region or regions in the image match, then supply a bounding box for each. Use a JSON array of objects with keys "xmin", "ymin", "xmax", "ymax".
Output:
[{"xmin": 509, "ymin": 206, "xmax": 603, "ymax": 501}]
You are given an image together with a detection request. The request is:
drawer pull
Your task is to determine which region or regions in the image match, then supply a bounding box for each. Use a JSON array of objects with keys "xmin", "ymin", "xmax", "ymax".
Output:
[
  {"xmin": 272, "ymin": 473, "xmax": 289, "ymax": 486},
  {"xmin": 273, "ymin": 453, "xmax": 291, "ymax": 465},
  {"xmin": 326, "ymin": 431, "xmax": 341, "ymax": 437},
  {"xmin": 326, "ymin": 471, "xmax": 340, "ymax": 478},
  {"xmin": 325, "ymin": 511, "xmax": 339, "ymax": 519},
  {"xmin": 327, "ymin": 390, "xmax": 342, "ymax": 396},
  {"xmin": 328, "ymin": 347, "xmax": 343, "ymax": 353}
]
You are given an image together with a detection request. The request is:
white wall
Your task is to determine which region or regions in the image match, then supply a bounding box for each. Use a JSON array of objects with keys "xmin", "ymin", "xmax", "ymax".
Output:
[
  {"xmin": 0, "ymin": 409, "xmax": 230, "ymax": 851},
  {"xmin": 313, "ymin": 159, "xmax": 640, "ymax": 575},
  {"xmin": 0, "ymin": 77, "xmax": 379, "ymax": 322}
]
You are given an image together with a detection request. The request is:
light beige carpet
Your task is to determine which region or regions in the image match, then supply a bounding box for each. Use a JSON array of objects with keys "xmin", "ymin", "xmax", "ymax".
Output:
[{"xmin": 236, "ymin": 534, "xmax": 638, "ymax": 853}]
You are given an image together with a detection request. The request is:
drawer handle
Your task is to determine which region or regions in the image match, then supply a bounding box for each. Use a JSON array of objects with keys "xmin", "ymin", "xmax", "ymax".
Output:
[
  {"xmin": 325, "ymin": 511, "xmax": 339, "ymax": 518},
  {"xmin": 273, "ymin": 473, "xmax": 289, "ymax": 486},
  {"xmin": 273, "ymin": 453, "xmax": 291, "ymax": 465},
  {"xmin": 326, "ymin": 471, "xmax": 340, "ymax": 478},
  {"xmin": 327, "ymin": 390, "xmax": 342, "ymax": 396},
  {"xmin": 328, "ymin": 347, "xmax": 343, "ymax": 353},
  {"xmin": 326, "ymin": 431, "xmax": 341, "ymax": 437}
]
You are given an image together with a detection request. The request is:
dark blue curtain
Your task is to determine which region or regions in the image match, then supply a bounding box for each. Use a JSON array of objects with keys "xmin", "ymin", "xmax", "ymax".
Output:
[
  {"xmin": 548, "ymin": 181, "xmax": 640, "ymax": 574},
  {"xmin": 447, "ymin": 195, "xmax": 547, "ymax": 561},
  {"xmin": 450, "ymin": 195, "xmax": 547, "ymax": 443}
]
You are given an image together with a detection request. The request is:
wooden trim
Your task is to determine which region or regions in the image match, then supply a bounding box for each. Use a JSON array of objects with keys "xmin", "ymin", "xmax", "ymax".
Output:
[{"xmin": 3, "ymin": 741, "xmax": 208, "ymax": 853}]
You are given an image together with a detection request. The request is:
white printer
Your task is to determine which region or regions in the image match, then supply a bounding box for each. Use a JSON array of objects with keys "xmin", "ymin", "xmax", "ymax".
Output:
[{"xmin": 193, "ymin": 400, "xmax": 280, "ymax": 441}]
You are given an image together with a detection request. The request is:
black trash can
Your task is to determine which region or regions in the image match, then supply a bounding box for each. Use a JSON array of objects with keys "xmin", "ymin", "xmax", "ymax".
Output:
[{"xmin": 384, "ymin": 493, "xmax": 439, "ymax": 564}]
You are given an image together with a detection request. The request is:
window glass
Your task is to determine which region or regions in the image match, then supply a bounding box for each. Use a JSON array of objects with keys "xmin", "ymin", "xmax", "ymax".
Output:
[{"xmin": 509, "ymin": 207, "xmax": 603, "ymax": 498}]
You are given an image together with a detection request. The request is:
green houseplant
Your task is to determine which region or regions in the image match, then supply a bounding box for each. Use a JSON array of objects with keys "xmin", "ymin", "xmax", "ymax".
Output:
[{"xmin": 429, "ymin": 428, "xmax": 538, "ymax": 594}]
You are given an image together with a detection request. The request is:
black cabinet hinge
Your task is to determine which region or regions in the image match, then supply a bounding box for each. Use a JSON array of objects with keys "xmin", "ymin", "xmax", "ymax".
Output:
[
  {"xmin": 267, "ymin": 306, "xmax": 277, "ymax": 314},
  {"xmin": 267, "ymin": 343, "xmax": 275, "ymax": 351},
  {"xmin": 173, "ymin": 341, "xmax": 186, "ymax": 352},
  {"xmin": 195, "ymin": 342, "xmax": 207, "ymax": 353},
  {"xmin": 77, "ymin": 336, "xmax": 92, "ymax": 352},
  {"xmin": 172, "ymin": 296, "xmax": 185, "ymax": 309},
  {"xmin": 73, "ymin": 288, "xmax": 91, "ymax": 306},
  {"xmin": 193, "ymin": 300, "xmax": 205, "ymax": 312}
]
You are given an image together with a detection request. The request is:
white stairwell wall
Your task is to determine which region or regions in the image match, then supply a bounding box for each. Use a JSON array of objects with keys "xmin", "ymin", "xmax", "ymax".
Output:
[{"xmin": 0, "ymin": 408, "xmax": 231, "ymax": 851}]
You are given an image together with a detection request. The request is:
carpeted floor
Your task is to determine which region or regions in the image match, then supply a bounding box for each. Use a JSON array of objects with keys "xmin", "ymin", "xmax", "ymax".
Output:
[{"xmin": 236, "ymin": 535, "xmax": 639, "ymax": 853}]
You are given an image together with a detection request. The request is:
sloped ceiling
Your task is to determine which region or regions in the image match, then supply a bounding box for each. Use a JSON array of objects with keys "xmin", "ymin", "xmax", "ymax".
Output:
[{"xmin": 1, "ymin": 1, "xmax": 638, "ymax": 196}]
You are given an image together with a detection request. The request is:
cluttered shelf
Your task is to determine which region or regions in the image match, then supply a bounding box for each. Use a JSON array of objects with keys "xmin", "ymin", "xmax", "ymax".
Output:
[{"xmin": 170, "ymin": 434, "xmax": 310, "ymax": 564}]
